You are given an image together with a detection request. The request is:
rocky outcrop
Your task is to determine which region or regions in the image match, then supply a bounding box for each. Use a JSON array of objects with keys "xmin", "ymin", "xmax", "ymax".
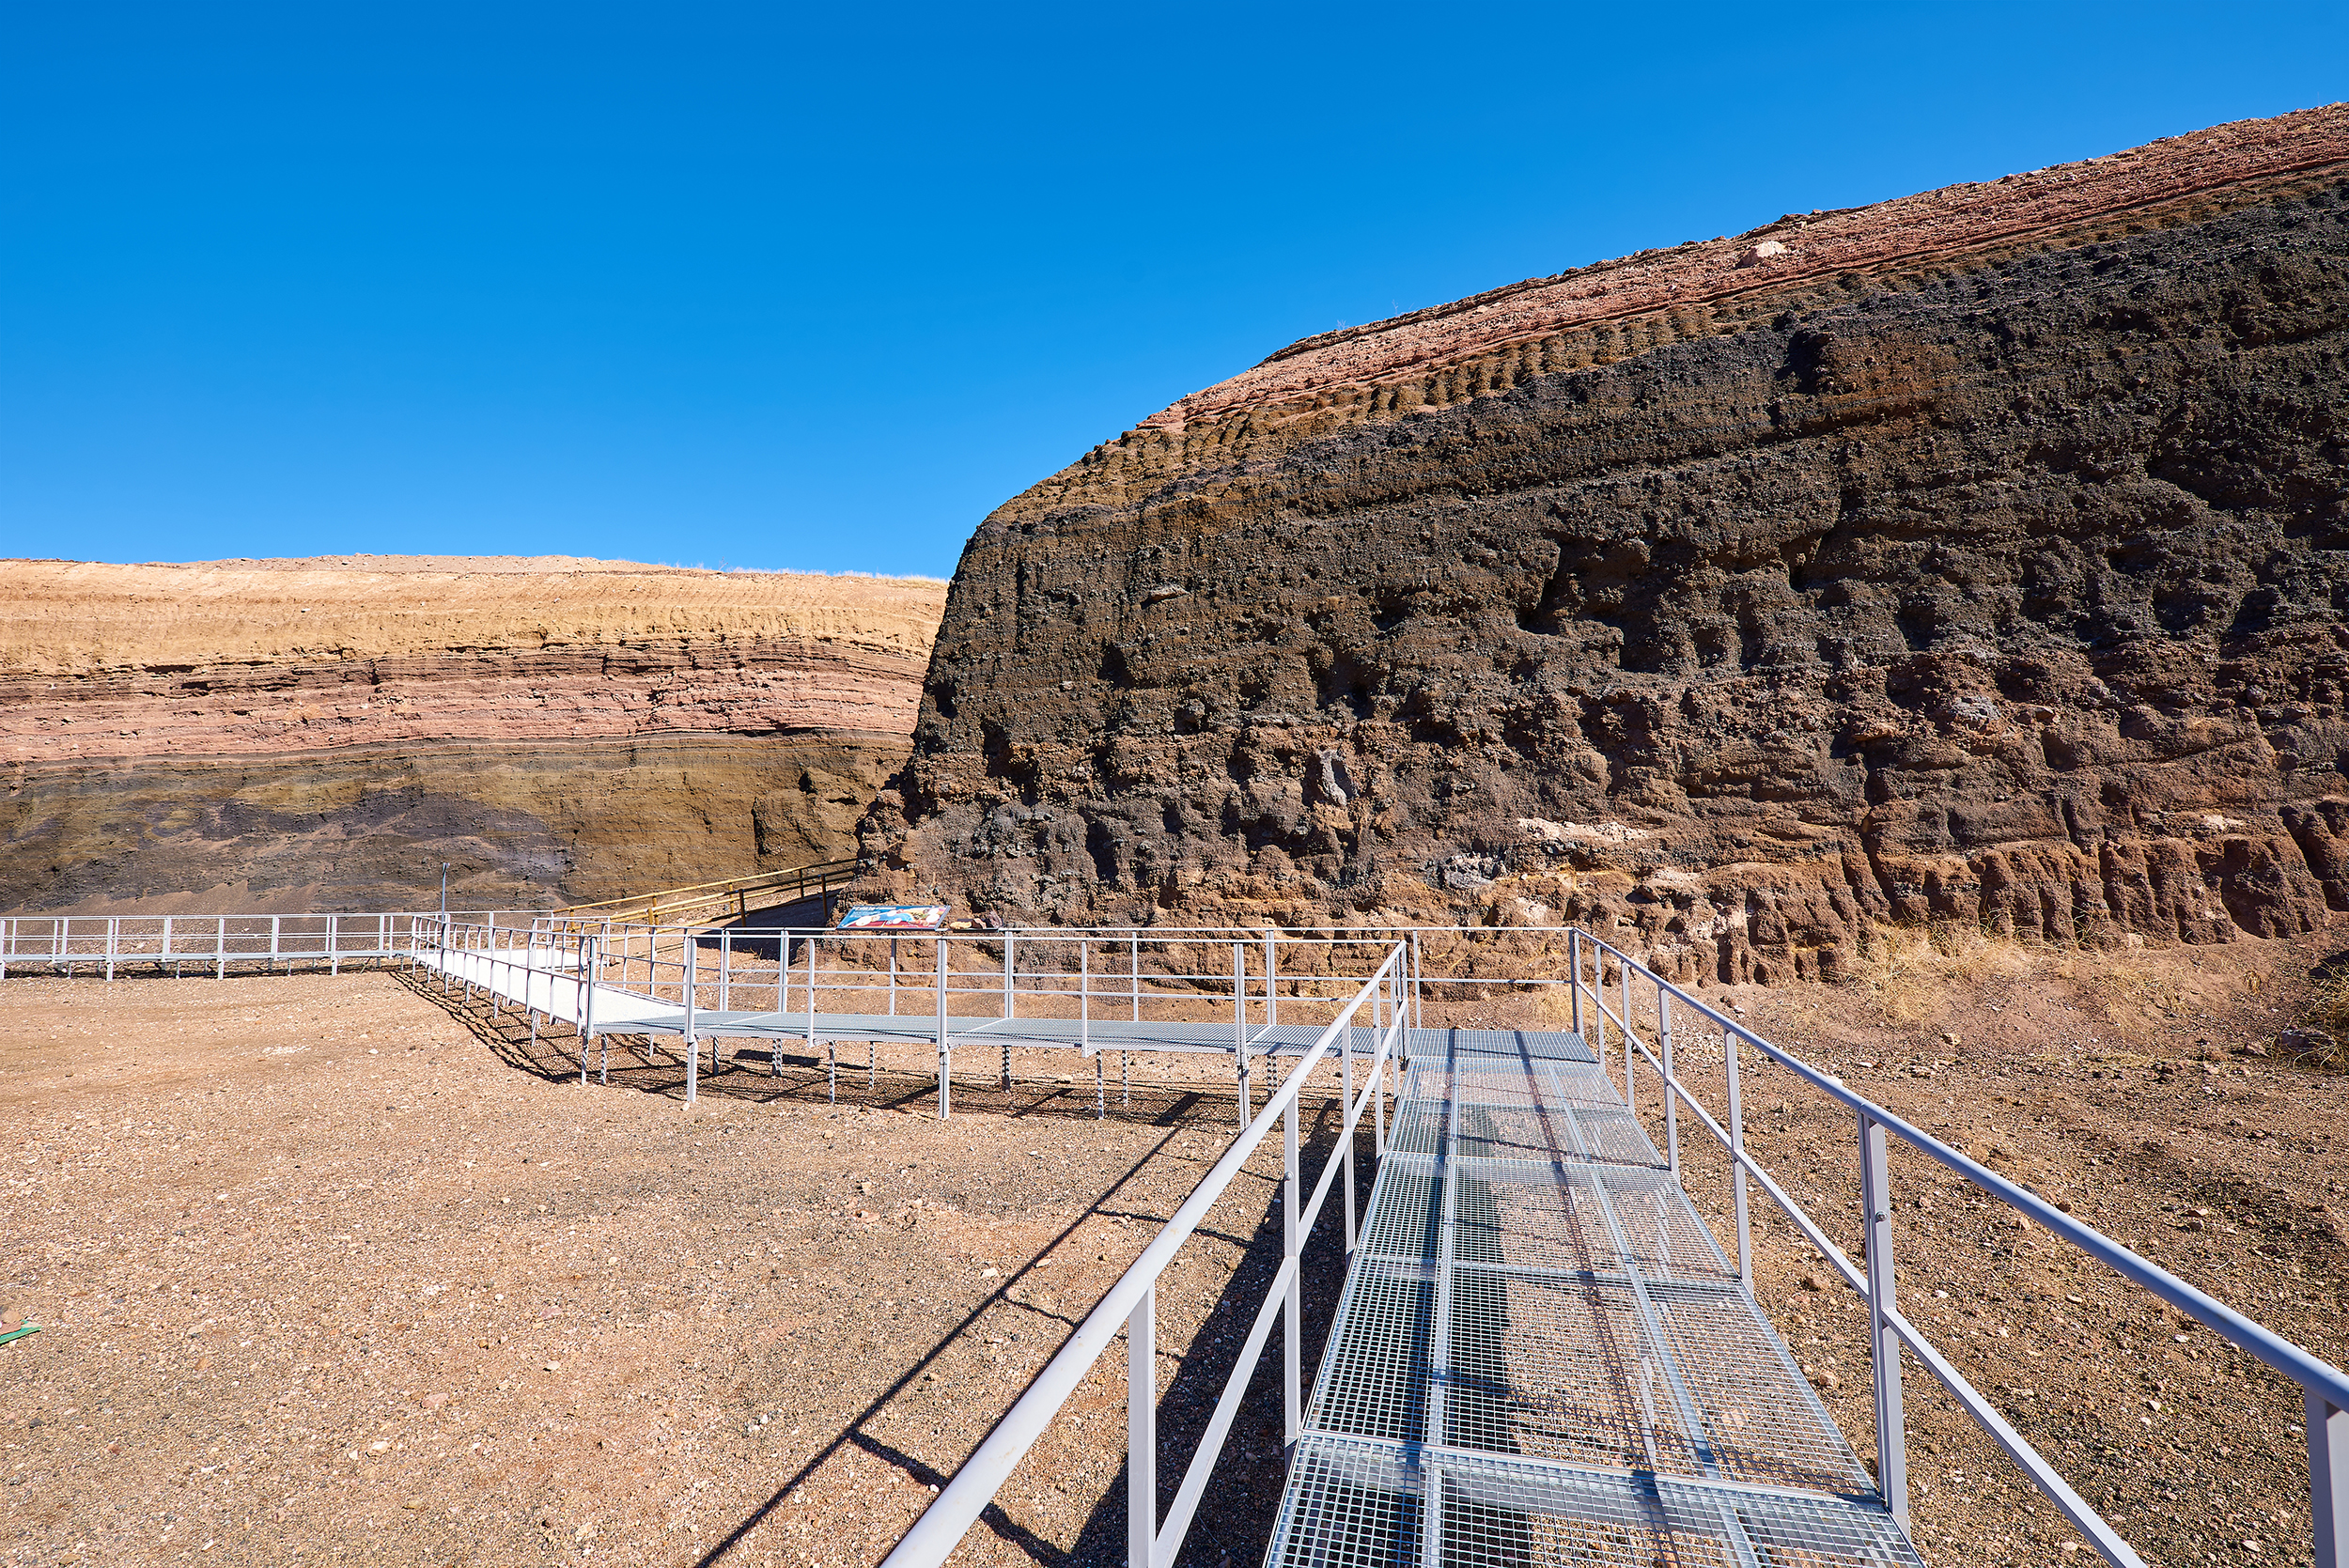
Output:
[
  {"xmin": 862, "ymin": 105, "xmax": 2349, "ymax": 983},
  {"xmin": 1, "ymin": 558, "xmax": 945, "ymax": 912}
]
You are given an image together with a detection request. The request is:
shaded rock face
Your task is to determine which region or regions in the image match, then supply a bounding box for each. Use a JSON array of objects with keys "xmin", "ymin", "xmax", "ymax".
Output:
[
  {"xmin": 1, "ymin": 559, "xmax": 944, "ymax": 913},
  {"xmin": 864, "ymin": 108, "xmax": 2349, "ymax": 983}
]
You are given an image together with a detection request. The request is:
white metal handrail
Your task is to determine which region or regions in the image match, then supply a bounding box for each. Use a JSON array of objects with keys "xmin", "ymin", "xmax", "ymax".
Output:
[
  {"xmin": 880, "ymin": 945, "xmax": 1408, "ymax": 1568},
  {"xmin": 1563, "ymin": 926, "xmax": 2349, "ymax": 1568}
]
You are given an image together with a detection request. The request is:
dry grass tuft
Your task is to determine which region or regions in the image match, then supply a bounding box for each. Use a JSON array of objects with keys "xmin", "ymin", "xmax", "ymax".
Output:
[
  {"xmin": 1853, "ymin": 922, "xmax": 2055, "ymax": 1023},
  {"xmin": 2289, "ymin": 972, "xmax": 2349, "ymax": 1069}
]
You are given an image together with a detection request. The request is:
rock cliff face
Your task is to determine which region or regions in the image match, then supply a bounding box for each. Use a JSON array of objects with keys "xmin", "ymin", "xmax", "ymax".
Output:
[
  {"xmin": 863, "ymin": 105, "xmax": 2349, "ymax": 982},
  {"xmin": 1, "ymin": 558, "xmax": 944, "ymax": 913}
]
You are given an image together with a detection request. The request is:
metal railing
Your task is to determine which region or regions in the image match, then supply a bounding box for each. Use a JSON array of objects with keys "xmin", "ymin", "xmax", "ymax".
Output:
[
  {"xmin": 545, "ymin": 858, "xmax": 860, "ymax": 928},
  {"xmin": 0, "ymin": 912, "xmax": 431, "ymax": 979},
  {"xmin": 879, "ymin": 943, "xmax": 1409, "ymax": 1568},
  {"xmin": 416, "ymin": 918, "xmax": 1423, "ymax": 1120},
  {"xmin": 1562, "ymin": 927, "xmax": 2349, "ymax": 1568}
]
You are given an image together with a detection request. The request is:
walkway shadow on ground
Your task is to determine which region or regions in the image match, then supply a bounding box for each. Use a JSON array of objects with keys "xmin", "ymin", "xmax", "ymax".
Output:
[
  {"xmin": 692, "ymin": 1101, "xmax": 1370, "ymax": 1568},
  {"xmin": 397, "ymin": 965, "xmax": 1271, "ymax": 1128},
  {"xmin": 396, "ymin": 963, "xmax": 1371, "ymax": 1564}
]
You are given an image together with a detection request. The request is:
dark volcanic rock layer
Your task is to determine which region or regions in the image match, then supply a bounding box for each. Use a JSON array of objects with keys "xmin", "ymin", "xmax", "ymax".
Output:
[{"xmin": 863, "ymin": 107, "xmax": 2349, "ymax": 982}]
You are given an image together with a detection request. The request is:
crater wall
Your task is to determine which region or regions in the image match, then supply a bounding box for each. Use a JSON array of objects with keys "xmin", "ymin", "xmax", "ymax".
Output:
[{"xmin": 861, "ymin": 106, "xmax": 2349, "ymax": 982}]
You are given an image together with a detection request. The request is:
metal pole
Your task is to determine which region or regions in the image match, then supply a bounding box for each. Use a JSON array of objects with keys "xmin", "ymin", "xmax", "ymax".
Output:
[
  {"xmin": 1343, "ymin": 1014, "xmax": 1357, "ymax": 1251},
  {"xmin": 1084, "ymin": 943, "xmax": 1099, "ymax": 1117},
  {"xmin": 685, "ymin": 931, "xmax": 699, "ymax": 1106},
  {"xmin": 580, "ymin": 936, "xmax": 598, "ymax": 1085},
  {"xmin": 1283, "ymin": 1079, "xmax": 1300, "ymax": 1448},
  {"xmin": 890, "ymin": 936, "xmax": 898, "ymax": 1017},
  {"xmin": 1232, "ymin": 942, "xmax": 1249, "ymax": 1128},
  {"xmin": 720, "ymin": 928, "xmax": 731, "ymax": 1015},
  {"xmin": 328, "ymin": 913, "xmax": 339, "ymax": 977},
  {"xmin": 936, "ymin": 936, "xmax": 950, "ymax": 1119},
  {"xmin": 1659, "ymin": 987, "xmax": 1680, "ymax": 1182},
  {"xmin": 218, "ymin": 916, "xmax": 226, "ymax": 980},
  {"xmin": 1621, "ymin": 958, "xmax": 1636, "ymax": 1123},
  {"xmin": 1128, "ymin": 1285, "xmax": 1156, "ymax": 1568},
  {"xmin": 1001, "ymin": 931, "xmax": 1015, "ymax": 1092},
  {"xmin": 2310, "ymin": 1391, "xmax": 2347, "ymax": 1568},
  {"xmin": 1264, "ymin": 927, "xmax": 1278, "ymax": 1029},
  {"xmin": 105, "ymin": 917, "xmax": 117, "ymax": 983},
  {"xmin": 811, "ymin": 933, "xmax": 827, "ymax": 1105},
  {"xmin": 1726, "ymin": 1027, "xmax": 1752, "ymax": 1292},
  {"xmin": 1860, "ymin": 1110, "xmax": 1908, "ymax": 1529},
  {"xmin": 1568, "ymin": 929, "xmax": 1581, "ymax": 1036}
]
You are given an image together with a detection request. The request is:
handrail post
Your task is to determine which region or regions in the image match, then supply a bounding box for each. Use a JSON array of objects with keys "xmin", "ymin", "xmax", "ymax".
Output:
[
  {"xmin": 1283, "ymin": 1081, "xmax": 1300, "ymax": 1449},
  {"xmin": 1002, "ymin": 930, "xmax": 1015, "ymax": 1091},
  {"xmin": 936, "ymin": 936, "xmax": 950, "ymax": 1119},
  {"xmin": 1659, "ymin": 988, "xmax": 1680, "ymax": 1182},
  {"xmin": 2312, "ymin": 1392, "xmax": 2347, "ymax": 1568},
  {"xmin": 1343, "ymin": 1010, "xmax": 1357, "ymax": 1251},
  {"xmin": 1128, "ymin": 1285, "xmax": 1156, "ymax": 1568},
  {"xmin": 685, "ymin": 930, "xmax": 699, "ymax": 1106},
  {"xmin": 580, "ymin": 935, "xmax": 599, "ymax": 1085},
  {"xmin": 811, "ymin": 931, "xmax": 827, "ymax": 1105},
  {"xmin": 1617, "ymin": 956, "xmax": 1636, "ymax": 1120},
  {"xmin": 1859, "ymin": 1110, "xmax": 1909, "ymax": 1529},
  {"xmin": 1726, "ymin": 1025, "xmax": 1753, "ymax": 1292},
  {"xmin": 1568, "ymin": 929, "xmax": 1582, "ymax": 1037},
  {"xmin": 1264, "ymin": 927, "xmax": 1278, "ymax": 1029},
  {"xmin": 1232, "ymin": 942, "xmax": 1249, "ymax": 1127},
  {"xmin": 105, "ymin": 917, "xmax": 117, "ymax": 983}
]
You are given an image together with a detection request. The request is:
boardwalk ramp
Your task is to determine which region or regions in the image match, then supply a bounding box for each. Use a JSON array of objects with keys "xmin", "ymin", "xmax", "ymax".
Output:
[{"xmin": 1269, "ymin": 1028, "xmax": 1921, "ymax": 1568}]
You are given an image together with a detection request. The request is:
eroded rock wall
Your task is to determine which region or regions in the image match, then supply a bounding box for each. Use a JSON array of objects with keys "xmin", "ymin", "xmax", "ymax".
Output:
[
  {"xmin": 1, "ymin": 558, "xmax": 944, "ymax": 912},
  {"xmin": 862, "ymin": 106, "xmax": 2349, "ymax": 982}
]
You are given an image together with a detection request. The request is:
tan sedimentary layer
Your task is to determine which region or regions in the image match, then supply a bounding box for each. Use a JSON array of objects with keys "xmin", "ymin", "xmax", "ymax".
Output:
[
  {"xmin": 1, "ymin": 557, "xmax": 947, "ymax": 912},
  {"xmin": 0, "ymin": 556, "xmax": 943, "ymax": 677}
]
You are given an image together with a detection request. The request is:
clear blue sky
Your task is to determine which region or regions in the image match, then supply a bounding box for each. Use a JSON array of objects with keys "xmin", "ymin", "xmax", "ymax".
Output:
[{"xmin": 5, "ymin": 4, "xmax": 2342, "ymax": 579}]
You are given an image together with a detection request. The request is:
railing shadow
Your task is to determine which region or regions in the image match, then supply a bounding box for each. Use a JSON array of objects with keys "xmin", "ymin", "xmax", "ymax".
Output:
[{"xmin": 394, "ymin": 966, "xmax": 1260, "ymax": 1127}]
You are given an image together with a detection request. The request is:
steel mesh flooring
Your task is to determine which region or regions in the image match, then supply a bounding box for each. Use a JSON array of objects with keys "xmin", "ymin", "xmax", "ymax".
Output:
[{"xmin": 1271, "ymin": 1031, "xmax": 1918, "ymax": 1568}]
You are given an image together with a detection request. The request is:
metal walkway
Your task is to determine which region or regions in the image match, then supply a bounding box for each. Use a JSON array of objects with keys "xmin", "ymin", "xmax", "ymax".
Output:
[
  {"xmin": 1268, "ymin": 1027, "xmax": 1922, "ymax": 1568},
  {"xmin": 417, "ymin": 942, "xmax": 1385, "ymax": 1058}
]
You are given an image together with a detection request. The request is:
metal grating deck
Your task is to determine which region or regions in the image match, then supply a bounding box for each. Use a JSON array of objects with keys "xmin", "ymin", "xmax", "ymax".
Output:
[{"xmin": 1267, "ymin": 1031, "xmax": 1921, "ymax": 1568}]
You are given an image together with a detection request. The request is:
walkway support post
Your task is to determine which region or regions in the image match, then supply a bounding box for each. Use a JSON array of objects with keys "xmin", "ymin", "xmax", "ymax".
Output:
[{"xmin": 1860, "ymin": 1110, "xmax": 1908, "ymax": 1530}]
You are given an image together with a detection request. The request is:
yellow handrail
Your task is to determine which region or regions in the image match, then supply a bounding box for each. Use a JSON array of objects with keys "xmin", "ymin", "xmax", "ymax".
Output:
[{"xmin": 550, "ymin": 856, "xmax": 862, "ymax": 926}]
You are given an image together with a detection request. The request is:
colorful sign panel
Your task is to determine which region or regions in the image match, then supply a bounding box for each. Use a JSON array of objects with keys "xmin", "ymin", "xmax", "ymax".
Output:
[{"xmin": 834, "ymin": 903, "xmax": 950, "ymax": 932}]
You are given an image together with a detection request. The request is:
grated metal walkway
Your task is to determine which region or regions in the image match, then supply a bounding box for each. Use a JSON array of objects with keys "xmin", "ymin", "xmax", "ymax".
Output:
[{"xmin": 1268, "ymin": 1029, "xmax": 1923, "ymax": 1568}]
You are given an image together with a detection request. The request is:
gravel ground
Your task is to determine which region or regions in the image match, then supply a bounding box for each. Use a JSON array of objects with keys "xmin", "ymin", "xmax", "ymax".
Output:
[
  {"xmin": 0, "ymin": 966, "xmax": 1362, "ymax": 1568},
  {"xmin": 6, "ymin": 923, "xmax": 2346, "ymax": 1568}
]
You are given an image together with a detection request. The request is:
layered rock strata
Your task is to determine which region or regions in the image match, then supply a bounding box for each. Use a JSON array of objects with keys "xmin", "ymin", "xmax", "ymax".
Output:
[
  {"xmin": 862, "ymin": 105, "xmax": 2349, "ymax": 983},
  {"xmin": 2, "ymin": 558, "xmax": 944, "ymax": 912}
]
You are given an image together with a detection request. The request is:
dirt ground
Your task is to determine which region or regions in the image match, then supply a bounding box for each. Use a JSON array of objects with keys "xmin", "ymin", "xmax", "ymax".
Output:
[
  {"xmin": 4, "ymin": 923, "xmax": 2347, "ymax": 1568},
  {"xmin": 0, "ymin": 966, "xmax": 1350, "ymax": 1568}
]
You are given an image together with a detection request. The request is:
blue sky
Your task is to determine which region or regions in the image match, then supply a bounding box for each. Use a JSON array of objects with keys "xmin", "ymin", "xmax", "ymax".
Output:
[{"xmin": 4, "ymin": 4, "xmax": 2342, "ymax": 580}]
